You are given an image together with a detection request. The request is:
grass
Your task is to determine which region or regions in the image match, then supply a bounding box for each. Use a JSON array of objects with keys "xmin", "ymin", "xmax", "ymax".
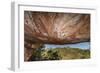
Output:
[
  {"xmin": 28, "ymin": 47, "xmax": 90, "ymax": 61},
  {"xmin": 53, "ymin": 48, "xmax": 90, "ymax": 59}
]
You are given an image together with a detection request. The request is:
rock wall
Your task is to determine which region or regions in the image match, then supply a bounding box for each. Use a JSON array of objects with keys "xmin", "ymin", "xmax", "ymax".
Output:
[{"xmin": 24, "ymin": 11, "xmax": 90, "ymax": 44}]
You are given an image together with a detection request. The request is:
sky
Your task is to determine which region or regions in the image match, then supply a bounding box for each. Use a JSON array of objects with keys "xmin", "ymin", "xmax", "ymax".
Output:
[{"xmin": 45, "ymin": 42, "xmax": 90, "ymax": 50}]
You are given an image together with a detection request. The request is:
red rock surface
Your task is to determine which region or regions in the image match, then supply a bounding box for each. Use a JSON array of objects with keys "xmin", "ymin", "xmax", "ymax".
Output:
[{"xmin": 24, "ymin": 11, "xmax": 90, "ymax": 44}]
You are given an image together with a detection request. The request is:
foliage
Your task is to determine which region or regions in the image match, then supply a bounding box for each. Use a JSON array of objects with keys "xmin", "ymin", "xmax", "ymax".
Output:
[{"xmin": 28, "ymin": 46, "xmax": 90, "ymax": 61}]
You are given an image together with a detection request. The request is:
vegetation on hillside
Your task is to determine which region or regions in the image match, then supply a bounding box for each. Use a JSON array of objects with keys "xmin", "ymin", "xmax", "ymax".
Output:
[{"xmin": 28, "ymin": 46, "xmax": 90, "ymax": 61}]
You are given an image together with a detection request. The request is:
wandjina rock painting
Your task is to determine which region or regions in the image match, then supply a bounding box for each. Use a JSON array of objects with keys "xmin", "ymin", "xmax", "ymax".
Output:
[{"xmin": 24, "ymin": 11, "xmax": 90, "ymax": 61}]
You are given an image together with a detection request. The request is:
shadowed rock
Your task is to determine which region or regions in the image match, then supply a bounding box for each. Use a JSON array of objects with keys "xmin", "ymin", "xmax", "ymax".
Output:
[{"xmin": 24, "ymin": 11, "xmax": 90, "ymax": 44}]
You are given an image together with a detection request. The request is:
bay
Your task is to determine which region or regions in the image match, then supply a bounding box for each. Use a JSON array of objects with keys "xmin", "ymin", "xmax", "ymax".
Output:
[{"xmin": 44, "ymin": 42, "xmax": 90, "ymax": 50}]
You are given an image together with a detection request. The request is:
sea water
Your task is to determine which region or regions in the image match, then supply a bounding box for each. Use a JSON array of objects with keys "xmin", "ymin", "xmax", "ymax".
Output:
[{"xmin": 45, "ymin": 42, "xmax": 90, "ymax": 50}]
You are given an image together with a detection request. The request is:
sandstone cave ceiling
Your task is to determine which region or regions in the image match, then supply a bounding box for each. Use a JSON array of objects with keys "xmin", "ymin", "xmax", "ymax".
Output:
[{"xmin": 24, "ymin": 11, "xmax": 90, "ymax": 44}]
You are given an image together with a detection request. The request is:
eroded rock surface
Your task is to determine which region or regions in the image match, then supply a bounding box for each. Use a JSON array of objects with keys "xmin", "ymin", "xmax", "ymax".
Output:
[{"xmin": 24, "ymin": 11, "xmax": 90, "ymax": 44}]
